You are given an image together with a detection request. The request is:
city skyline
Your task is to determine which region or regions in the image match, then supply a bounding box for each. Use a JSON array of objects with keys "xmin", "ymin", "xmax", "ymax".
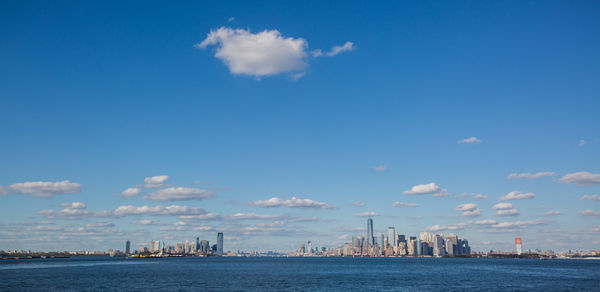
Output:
[{"xmin": 1, "ymin": 1, "xmax": 600, "ymax": 253}]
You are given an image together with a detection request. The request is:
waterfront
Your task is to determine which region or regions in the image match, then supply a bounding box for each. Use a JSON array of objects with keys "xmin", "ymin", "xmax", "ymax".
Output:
[{"xmin": 1, "ymin": 257, "xmax": 598, "ymax": 291}]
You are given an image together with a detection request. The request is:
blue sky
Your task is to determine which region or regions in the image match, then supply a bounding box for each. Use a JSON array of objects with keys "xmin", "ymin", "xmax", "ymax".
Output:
[{"xmin": 1, "ymin": 0, "xmax": 599, "ymax": 253}]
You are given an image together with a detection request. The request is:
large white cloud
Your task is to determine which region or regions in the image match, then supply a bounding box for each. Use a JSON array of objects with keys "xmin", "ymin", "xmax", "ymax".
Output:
[
  {"xmin": 507, "ymin": 171, "xmax": 556, "ymax": 179},
  {"xmin": 559, "ymin": 171, "xmax": 600, "ymax": 186},
  {"xmin": 196, "ymin": 27, "xmax": 353, "ymax": 78},
  {"xmin": 144, "ymin": 187, "xmax": 214, "ymax": 201},
  {"xmin": 499, "ymin": 190, "xmax": 535, "ymax": 201},
  {"xmin": 250, "ymin": 196, "xmax": 337, "ymax": 209},
  {"xmin": 6, "ymin": 180, "xmax": 81, "ymax": 197}
]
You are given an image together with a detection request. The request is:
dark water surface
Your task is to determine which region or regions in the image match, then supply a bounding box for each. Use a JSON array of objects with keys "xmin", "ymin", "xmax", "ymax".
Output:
[{"xmin": 1, "ymin": 257, "xmax": 599, "ymax": 291}]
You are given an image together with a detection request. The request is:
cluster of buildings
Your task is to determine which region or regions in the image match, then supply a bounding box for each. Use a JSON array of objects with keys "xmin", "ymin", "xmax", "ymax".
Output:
[
  {"xmin": 127, "ymin": 232, "xmax": 224, "ymax": 256},
  {"xmin": 296, "ymin": 218, "xmax": 471, "ymax": 257}
]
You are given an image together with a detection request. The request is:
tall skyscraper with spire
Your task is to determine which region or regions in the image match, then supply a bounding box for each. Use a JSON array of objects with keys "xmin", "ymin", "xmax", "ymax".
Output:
[{"xmin": 367, "ymin": 218, "xmax": 374, "ymax": 245}]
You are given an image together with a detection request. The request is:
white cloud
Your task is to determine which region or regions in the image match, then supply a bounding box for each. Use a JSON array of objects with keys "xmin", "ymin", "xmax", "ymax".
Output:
[
  {"xmin": 228, "ymin": 213, "xmax": 280, "ymax": 220},
  {"xmin": 496, "ymin": 209, "xmax": 519, "ymax": 216},
  {"xmin": 111, "ymin": 205, "xmax": 208, "ymax": 217},
  {"xmin": 0, "ymin": 186, "xmax": 8, "ymax": 195},
  {"xmin": 373, "ymin": 165, "xmax": 388, "ymax": 171},
  {"xmin": 227, "ymin": 16, "xmax": 235, "ymax": 22},
  {"xmin": 459, "ymin": 137, "xmax": 481, "ymax": 144},
  {"xmin": 507, "ymin": 172, "xmax": 556, "ymax": 179},
  {"xmin": 178, "ymin": 213, "xmax": 222, "ymax": 221},
  {"xmin": 60, "ymin": 202, "xmax": 86, "ymax": 209},
  {"xmin": 493, "ymin": 203, "xmax": 514, "ymax": 210},
  {"xmin": 543, "ymin": 210, "xmax": 561, "ymax": 216},
  {"xmin": 131, "ymin": 219, "xmax": 164, "ymax": 225},
  {"xmin": 473, "ymin": 194, "xmax": 488, "ymax": 200},
  {"xmin": 314, "ymin": 41, "xmax": 354, "ymax": 57},
  {"xmin": 355, "ymin": 212, "xmax": 378, "ymax": 217},
  {"xmin": 85, "ymin": 221, "xmax": 115, "ymax": 228},
  {"xmin": 392, "ymin": 201, "xmax": 418, "ymax": 207},
  {"xmin": 499, "ymin": 190, "xmax": 535, "ymax": 201},
  {"xmin": 250, "ymin": 196, "xmax": 337, "ymax": 209},
  {"xmin": 427, "ymin": 223, "xmax": 467, "ymax": 232},
  {"xmin": 351, "ymin": 201, "xmax": 365, "ymax": 207},
  {"xmin": 197, "ymin": 27, "xmax": 353, "ymax": 78},
  {"xmin": 462, "ymin": 209, "xmax": 482, "ymax": 217},
  {"xmin": 580, "ymin": 194, "xmax": 600, "ymax": 202},
  {"xmin": 144, "ymin": 187, "xmax": 214, "ymax": 201},
  {"xmin": 493, "ymin": 203, "xmax": 519, "ymax": 216},
  {"xmin": 579, "ymin": 139, "xmax": 586, "ymax": 147},
  {"xmin": 455, "ymin": 203, "xmax": 477, "ymax": 211},
  {"xmin": 143, "ymin": 175, "xmax": 169, "ymax": 188},
  {"xmin": 491, "ymin": 220, "xmax": 545, "ymax": 229},
  {"xmin": 403, "ymin": 182, "xmax": 449, "ymax": 197},
  {"xmin": 7, "ymin": 180, "xmax": 81, "ymax": 197},
  {"xmin": 560, "ymin": 171, "xmax": 600, "ymax": 186},
  {"xmin": 197, "ymin": 27, "xmax": 307, "ymax": 77},
  {"xmin": 579, "ymin": 210, "xmax": 600, "ymax": 216},
  {"xmin": 121, "ymin": 187, "xmax": 141, "ymax": 197}
]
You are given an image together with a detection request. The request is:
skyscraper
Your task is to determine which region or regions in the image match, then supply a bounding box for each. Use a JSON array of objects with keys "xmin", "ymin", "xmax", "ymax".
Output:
[
  {"xmin": 387, "ymin": 227, "xmax": 396, "ymax": 247},
  {"xmin": 125, "ymin": 240, "xmax": 130, "ymax": 255},
  {"xmin": 515, "ymin": 237, "xmax": 522, "ymax": 255},
  {"xmin": 196, "ymin": 237, "xmax": 200, "ymax": 252},
  {"xmin": 217, "ymin": 232, "xmax": 224, "ymax": 255},
  {"xmin": 367, "ymin": 218, "xmax": 374, "ymax": 245}
]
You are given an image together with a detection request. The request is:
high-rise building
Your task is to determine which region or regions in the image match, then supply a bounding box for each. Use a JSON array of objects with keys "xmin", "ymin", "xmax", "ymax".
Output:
[
  {"xmin": 367, "ymin": 218, "xmax": 374, "ymax": 245},
  {"xmin": 217, "ymin": 232, "xmax": 224, "ymax": 255},
  {"xmin": 446, "ymin": 235, "xmax": 458, "ymax": 255},
  {"xmin": 196, "ymin": 237, "xmax": 200, "ymax": 252},
  {"xmin": 515, "ymin": 237, "xmax": 522, "ymax": 255},
  {"xmin": 150, "ymin": 240, "xmax": 160, "ymax": 253},
  {"xmin": 433, "ymin": 234, "xmax": 446, "ymax": 257},
  {"xmin": 125, "ymin": 240, "xmax": 130, "ymax": 255},
  {"xmin": 387, "ymin": 227, "xmax": 396, "ymax": 247},
  {"xmin": 201, "ymin": 240, "xmax": 209, "ymax": 254}
]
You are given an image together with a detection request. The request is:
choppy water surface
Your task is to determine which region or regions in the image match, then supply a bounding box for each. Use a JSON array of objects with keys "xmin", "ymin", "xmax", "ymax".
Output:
[{"xmin": 0, "ymin": 257, "xmax": 598, "ymax": 291}]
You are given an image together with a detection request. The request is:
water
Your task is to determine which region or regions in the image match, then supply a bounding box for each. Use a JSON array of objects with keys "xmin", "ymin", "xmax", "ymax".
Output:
[{"xmin": 0, "ymin": 257, "xmax": 599, "ymax": 291}]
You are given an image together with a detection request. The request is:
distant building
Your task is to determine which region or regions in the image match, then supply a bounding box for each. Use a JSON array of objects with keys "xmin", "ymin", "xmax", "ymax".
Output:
[
  {"xmin": 196, "ymin": 237, "xmax": 200, "ymax": 252},
  {"xmin": 125, "ymin": 240, "xmax": 130, "ymax": 255},
  {"xmin": 201, "ymin": 240, "xmax": 209, "ymax": 254},
  {"xmin": 515, "ymin": 237, "xmax": 522, "ymax": 255},
  {"xmin": 367, "ymin": 218, "xmax": 375, "ymax": 245},
  {"xmin": 446, "ymin": 235, "xmax": 458, "ymax": 255},
  {"xmin": 433, "ymin": 234, "xmax": 446, "ymax": 257},
  {"xmin": 217, "ymin": 232, "xmax": 224, "ymax": 255},
  {"xmin": 387, "ymin": 227, "xmax": 396, "ymax": 247}
]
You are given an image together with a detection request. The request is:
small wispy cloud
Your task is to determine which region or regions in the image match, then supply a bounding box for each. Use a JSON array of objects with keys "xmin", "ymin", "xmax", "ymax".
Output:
[
  {"xmin": 373, "ymin": 165, "xmax": 388, "ymax": 171},
  {"xmin": 507, "ymin": 172, "xmax": 556, "ymax": 179},
  {"xmin": 579, "ymin": 139, "xmax": 586, "ymax": 147},
  {"xmin": 403, "ymin": 182, "xmax": 449, "ymax": 197},
  {"xmin": 499, "ymin": 190, "xmax": 535, "ymax": 201},
  {"xmin": 355, "ymin": 212, "xmax": 378, "ymax": 217},
  {"xmin": 459, "ymin": 137, "xmax": 481, "ymax": 144},
  {"xmin": 392, "ymin": 202, "xmax": 418, "ymax": 207}
]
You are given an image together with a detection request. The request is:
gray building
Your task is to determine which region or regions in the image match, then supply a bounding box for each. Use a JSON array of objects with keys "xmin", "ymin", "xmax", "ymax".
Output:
[
  {"xmin": 217, "ymin": 232, "xmax": 224, "ymax": 255},
  {"xmin": 367, "ymin": 218, "xmax": 374, "ymax": 245}
]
